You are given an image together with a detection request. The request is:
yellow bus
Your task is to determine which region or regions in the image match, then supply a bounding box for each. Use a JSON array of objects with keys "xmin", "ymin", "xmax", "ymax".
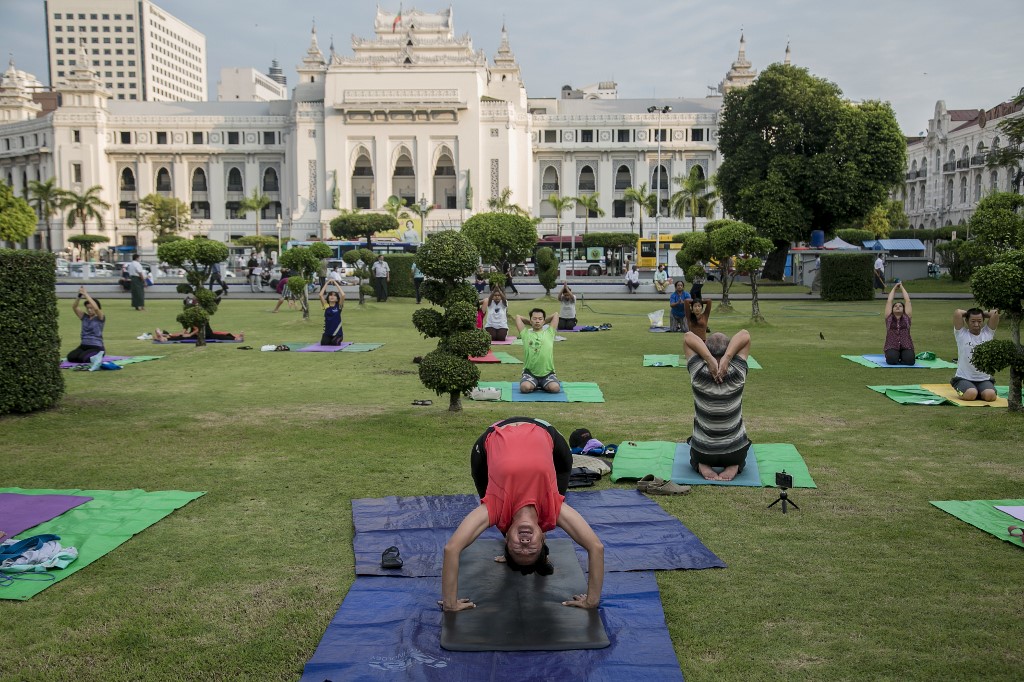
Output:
[{"xmin": 636, "ymin": 238, "xmax": 682, "ymax": 270}]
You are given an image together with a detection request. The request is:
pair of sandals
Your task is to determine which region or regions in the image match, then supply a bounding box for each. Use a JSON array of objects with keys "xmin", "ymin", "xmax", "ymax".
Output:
[
  {"xmin": 411, "ymin": 399, "xmax": 433, "ymax": 406},
  {"xmin": 637, "ymin": 474, "xmax": 691, "ymax": 496},
  {"xmin": 274, "ymin": 345, "xmax": 291, "ymax": 352},
  {"xmin": 236, "ymin": 345, "xmax": 253, "ymax": 350},
  {"xmin": 381, "ymin": 546, "xmax": 404, "ymax": 569}
]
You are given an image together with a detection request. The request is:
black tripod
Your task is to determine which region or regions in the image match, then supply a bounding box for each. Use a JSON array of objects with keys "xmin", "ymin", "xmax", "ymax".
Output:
[{"xmin": 768, "ymin": 486, "xmax": 799, "ymax": 514}]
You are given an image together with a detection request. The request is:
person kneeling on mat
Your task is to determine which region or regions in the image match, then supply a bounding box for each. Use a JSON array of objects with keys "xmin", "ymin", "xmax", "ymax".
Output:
[
  {"xmin": 515, "ymin": 308, "xmax": 561, "ymax": 394},
  {"xmin": 441, "ymin": 417, "xmax": 605, "ymax": 612},
  {"xmin": 684, "ymin": 329, "xmax": 752, "ymax": 481},
  {"xmin": 952, "ymin": 307, "xmax": 1000, "ymax": 401}
]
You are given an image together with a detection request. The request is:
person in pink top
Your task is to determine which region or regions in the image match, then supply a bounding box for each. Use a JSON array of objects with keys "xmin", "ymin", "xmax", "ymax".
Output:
[{"xmin": 441, "ymin": 418, "xmax": 605, "ymax": 613}]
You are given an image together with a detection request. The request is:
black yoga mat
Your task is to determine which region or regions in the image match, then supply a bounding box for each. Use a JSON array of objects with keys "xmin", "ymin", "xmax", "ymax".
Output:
[{"xmin": 440, "ymin": 538, "xmax": 610, "ymax": 652}]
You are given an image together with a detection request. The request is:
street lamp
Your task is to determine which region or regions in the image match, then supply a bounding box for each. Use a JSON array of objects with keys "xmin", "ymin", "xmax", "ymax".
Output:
[
  {"xmin": 276, "ymin": 215, "xmax": 282, "ymax": 262},
  {"xmin": 648, "ymin": 104, "xmax": 671, "ymax": 268}
]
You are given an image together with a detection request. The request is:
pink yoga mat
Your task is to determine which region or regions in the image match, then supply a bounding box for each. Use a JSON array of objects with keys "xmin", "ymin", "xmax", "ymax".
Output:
[
  {"xmin": 0, "ymin": 493, "xmax": 93, "ymax": 539},
  {"xmin": 470, "ymin": 352, "xmax": 500, "ymax": 363},
  {"xmin": 490, "ymin": 336, "xmax": 517, "ymax": 345}
]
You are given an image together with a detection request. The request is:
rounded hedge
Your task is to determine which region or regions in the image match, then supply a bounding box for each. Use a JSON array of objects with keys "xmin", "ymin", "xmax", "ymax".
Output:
[
  {"xmin": 440, "ymin": 329, "xmax": 491, "ymax": 358},
  {"xmin": 416, "ymin": 230, "xmax": 479, "ymax": 280},
  {"xmin": 0, "ymin": 250, "xmax": 64, "ymax": 414},
  {"xmin": 820, "ymin": 252, "xmax": 874, "ymax": 301},
  {"xmin": 418, "ymin": 348, "xmax": 480, "ymax": 397},
  {"xmin": 412, "ymin": 308, "xmax": 444, "ymax": 338}
]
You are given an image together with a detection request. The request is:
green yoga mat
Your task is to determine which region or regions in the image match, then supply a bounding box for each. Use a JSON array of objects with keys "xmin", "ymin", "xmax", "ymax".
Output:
[
  {"xmin": 867, "ymin": 385, "xmax": 949, "ymax": 405},
  {"xmin": 611, "ymin": 441, "xmax": 815, "ymax": 488},
  {"xmin": 473, "ymin": 382, "xmax": 605, "ymax": 403},
  {"xmin": 0, "ymin": 488, "xmax": 204, "ymax": 600},
  {"xmin": 843, "ymin": 354, "xmax": 957, "ymax": 369},
  {"xmin": 492, "ymin": 351, "xmax": 522, "ymax": 364},
  {"xmin": 642, "ymin": 355, "xmax": 762, "ymax": 369},
  {"xmin": 113, "ymin": 356, "xmax": 164, "ymax": 366},
  {"xmin": 931, "ymin": 499, "xmax": 1024, "ymax": 548}
]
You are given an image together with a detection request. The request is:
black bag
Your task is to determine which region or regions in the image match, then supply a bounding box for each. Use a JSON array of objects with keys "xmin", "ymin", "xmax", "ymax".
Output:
[{"xmin": 569, "ymin": 428, "xmax": 592, "ymax": 450}]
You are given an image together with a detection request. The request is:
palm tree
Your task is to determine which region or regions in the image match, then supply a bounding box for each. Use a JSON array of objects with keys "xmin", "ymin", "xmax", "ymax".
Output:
[
  {"xmin": 669, "ymin": 168, "xmax": 717, "ymax": 232},
  {"xmin": 574, "ymin": 193, "xmax": 605, "ymax": 235},
  {"xmin": 238, "ymin": 188, "xmax": 271, "ymax": 237},
  {"xmin": 488, "ymin": 187, "xmax": 528, "ymax": 216},
  {"xmin": 28, "ymin": 177, "xmax": 66, "ymax": 251},
  {"xmin": 61, "ymin": 185, "xmax": 110, "ymax": 236},
  {"xmin": 623, "ymin": 183, "xmax": 656, "ymax": 238},
  {"xmin": 383, "ymin": 195, "xmax": 410, "ymax": 220},
  {"xmin": 547, "ymin": 194, "xmax": 575, "ymax": 239}
]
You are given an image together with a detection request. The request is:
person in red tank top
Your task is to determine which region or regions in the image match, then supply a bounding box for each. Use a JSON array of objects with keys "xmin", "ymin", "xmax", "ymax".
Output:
[{"xmin": 440, "ymin": 418, "xmax": 605, "ymax": 613}]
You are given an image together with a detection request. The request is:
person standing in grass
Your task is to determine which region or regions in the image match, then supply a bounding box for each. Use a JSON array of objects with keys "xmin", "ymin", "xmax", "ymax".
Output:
[
  {"xmin": 411, "ymin": 260, "xmax": 425, "ymax": 304},
  {"xmin": 883, "ymin": 282, "xmax": 914, "ymax": 365},
  {"xmin": 319, "ymin": 280, "xmax": 345, "ymax": 345},
  {"xmin": 126, "ymin": 254, "xmax": 147, "ymax": 311},
  {"xmin": 515, "ymin": 308, "xmax": 561, "ymax": 394},
  {"xmin": 684, "ymin": 329, "xmax": 751, "ymax": 481},
  {"xmin": 372, "ymin": 255, "xmax": 390, "ymax": 302}
]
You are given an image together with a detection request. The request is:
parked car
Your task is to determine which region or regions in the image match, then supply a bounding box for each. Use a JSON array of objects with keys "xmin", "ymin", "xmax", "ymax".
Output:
[
  {"xmin": 55, "ymin": 258, "xmax": 70, "ymax": 276},
  {"xmin": 68, "ymin": 262, "xmax": 119, "ymax": 277}
]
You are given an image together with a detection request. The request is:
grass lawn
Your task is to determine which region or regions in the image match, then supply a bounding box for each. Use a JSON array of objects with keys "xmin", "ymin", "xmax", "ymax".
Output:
[{"xmin": 4, "ymin": 294, "xmax": 1022, "ymax": 681}]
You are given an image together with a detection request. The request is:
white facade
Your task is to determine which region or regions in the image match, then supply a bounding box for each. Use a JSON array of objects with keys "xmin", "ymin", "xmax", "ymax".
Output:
[
  {"xmin": 1, "ymin": 10, "xmax": 764, "ymax": 253},
  {"xmin": 217, "ymin": 68, "xmax": 288, "ymax": 102},
  {"xmin": 900, "ymin": 98, "xmax": 1024, "ymax": 229},
  {"xmin": 44, "ymin": 0, "xmax": 207, "ymax": 102}
]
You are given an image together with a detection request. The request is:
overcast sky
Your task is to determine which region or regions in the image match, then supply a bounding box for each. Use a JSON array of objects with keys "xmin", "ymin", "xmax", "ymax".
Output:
[{"xmin": 2, "ymin": 0, "xmax": 1021, "ymax": 133}]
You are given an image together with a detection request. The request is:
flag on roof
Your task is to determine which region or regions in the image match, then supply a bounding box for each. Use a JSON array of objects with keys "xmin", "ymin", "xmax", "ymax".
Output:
[{"xmin": 392, "ymin": 5, "xmax": 402, "ymax": 33}]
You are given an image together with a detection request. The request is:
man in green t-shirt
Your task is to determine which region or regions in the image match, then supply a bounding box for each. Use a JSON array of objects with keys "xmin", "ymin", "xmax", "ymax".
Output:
[{"xmin": 515, "ymin": 308, "xmax": 561, "ymax": 393}]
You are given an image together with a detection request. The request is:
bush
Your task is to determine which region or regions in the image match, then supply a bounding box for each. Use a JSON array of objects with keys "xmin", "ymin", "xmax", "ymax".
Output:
[
  {"xmin": 0, "ymin": 250, "xmax": 64, "ymax": 414},
  {"xmin": 835, "ymin": 229, "xmax": 875, "ymax": 246},
  {"xmin": 535, "ymin": 246, "xmax": 558, "ymax": 294},
  {"xmin": 0, "ymin": 181, "xmax": 37, "ymax": 243},
  {"xmin": 971, "ymin": 340, "xmax": 1024, "ymax": 376},
  {"xmin": 330, "ymin": 213, "xmax": 398, "ymax": 244},
  {"xmin": 935, "ymin": 240, "xmax": 993, "ymax": 282},
  {"xmin": 820, "ymin": 252, "xmax": 874, "ymax": 301},
  {"xmin": 382, "ymin": 254, "xmax": 416, "ymax": 298}
]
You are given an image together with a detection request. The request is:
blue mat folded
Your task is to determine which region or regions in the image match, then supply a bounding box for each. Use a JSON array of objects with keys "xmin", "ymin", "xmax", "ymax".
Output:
[
  {"xmin": 511, "ymin": 386, "xmax": 568, "ymax": 402},
  {"xmin": 352, "ymin": 490, "xmax": 725, "ymax": 577},
  {"xmin": 670, "ymin": 444, "xmax": 762, "ymax": 487},
  {"xmin": 299, "ymin": 571, "xmax": 683, "ymax": 682}
]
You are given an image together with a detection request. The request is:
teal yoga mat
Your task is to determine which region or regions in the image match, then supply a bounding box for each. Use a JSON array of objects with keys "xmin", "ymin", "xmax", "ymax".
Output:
[
  {"xmin": 0, "ymin": 488, "xmax": 204, "ymax": 600},
  {"xmin": 642, "ymin": 354, "xmax": 762, "ymax": 369},
  {"xmin": 931, "ymin": 499, "xmax": 1024, "ymax": 548},
  {"xmin": 473, "ymin": 382, "xmax": 605, "ymax": 403},
  {"xmin": 341, "ymin": 343, "xmax": 384, "ymax": 352},
  {"xmin": 844, "ymin": 354, "xmax": 956, "ymax": 369},
  {"xmin": 670, "ymin": 444, "xmax": 762, "ymax": 486}
]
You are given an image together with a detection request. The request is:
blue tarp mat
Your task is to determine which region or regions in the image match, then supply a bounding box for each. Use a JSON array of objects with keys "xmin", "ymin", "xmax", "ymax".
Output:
[
  {"xmin": 299, "ymin": 571, "xmax": 683, "ymax": 682},
  {"xmin": 670, "ymin": 443, "xmax": 762, "ymax": 487},
  {"xmin": 510, "ymin": 385, "xmax": 568, "ymax": 402},
  {"xmin": 352, "ymin": 490, "xmax": 726, "ymax": 577}
]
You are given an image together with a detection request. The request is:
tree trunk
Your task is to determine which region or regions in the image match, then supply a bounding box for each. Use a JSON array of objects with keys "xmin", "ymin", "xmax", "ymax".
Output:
[
  {"xmin": 719, "ymin": 259, "xmax": 734, "ymax": 310},
  {"xmin": 448, "ymin": 392, "xmax": 462, "ymax": 412},
  {"xmin": 762, "ymin": 240, "xmax": 790, "ymax": 280},
  {"xmin": 749, "ymin": 275, "xmax": 766, "ymax": 323},
  {"xmin": 301, "ymin": 289, "xmax": 310, "ymax": 320},
  {"xmin": 357, "ymin": 276, "xmax": 366, "ymax": 305}
]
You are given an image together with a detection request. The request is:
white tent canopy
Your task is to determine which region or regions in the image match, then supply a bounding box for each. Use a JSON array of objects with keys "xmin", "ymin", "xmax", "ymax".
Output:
[{"xmin": 823, "ymin": 237, "xmax": 860, "ymax": 250}]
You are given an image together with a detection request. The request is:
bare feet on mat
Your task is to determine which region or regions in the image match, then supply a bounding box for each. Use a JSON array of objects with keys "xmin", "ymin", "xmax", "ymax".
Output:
[
  {"xmin": 698, "ymin": 463, "xmax": 722, "ymax": 481},
  {"xmin": 718, "ymin": 465, "xmax": 740, "ymax": 481}
]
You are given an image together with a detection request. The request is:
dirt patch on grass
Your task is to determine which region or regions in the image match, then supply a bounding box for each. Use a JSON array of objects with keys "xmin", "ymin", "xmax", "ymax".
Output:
[
  {"xmin": 191, "ymin": 404, "xmax": 381, "ymax": 425},
  {"xmin": 376, "ymin": 369, "xmax": 416, "ymax": 375}
]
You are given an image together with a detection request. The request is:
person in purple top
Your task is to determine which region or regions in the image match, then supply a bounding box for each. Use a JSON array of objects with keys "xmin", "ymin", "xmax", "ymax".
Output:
[
  {"xmin": 669, "ymin": 281, "xmax": 692, "ymax": 333},
  {"xmin": 68, "ymin": 286, "xmax": 105, "ymax": 365},
  {"xmin": 318, "ymin": 280, "xmax": 345, "ymax": 345},
  {"xmin": 883, "ymin": 282, "xmax": 914, "ymax": 365}
]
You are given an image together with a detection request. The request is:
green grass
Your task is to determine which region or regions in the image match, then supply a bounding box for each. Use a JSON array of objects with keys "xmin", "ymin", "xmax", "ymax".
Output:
[{"xmin": 4, "ymin": 295, "xmax": 1022, "ymax": 681}]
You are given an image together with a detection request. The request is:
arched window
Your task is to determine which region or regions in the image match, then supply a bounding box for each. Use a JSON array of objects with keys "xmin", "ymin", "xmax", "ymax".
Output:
[
  {"xmin": 578, "ymin": 165, "xmax": 596, "ymax": 192},
  {"xmin": 976, "ymin": 141, "xmax": 986, "ymax": 154},
  {"xmin": 919, "ymin": 188, "xmax": 925, "ymax": 209},
  {"xmin": 948, "ymin": 150, "xmax": 956, "ymax": 163},
  {"xmin": 911, "ymin": 160, "xmax": 918, "ymax": 172},
  {"xmin": 961, "ymin": 145, "xmax": 970, "ymax": 159},
  {"xmin": 908, "ymin": 187, "xmax": 915, "ymax": 211},
  {"xmin": 227, "ymin": 167, "xmax": 243, "ymax": 192},
  {"xmin": 946, "ymin": 178, "xmax": 954, "ymax": 206},
  {"xmin": 934, "ymin": 150, "xmax": 941, "ymax": 172},
  {"xmin": 155, "ymin": 167, "xmax": 171, "ymax": 192},
  {"xmin": 959, "ymin": 176, "xmax": 967, "ymax": 203},
  {"xmin": 352, "ymin": 152, "xmax": 373, "ymax": 210},
  {"xmin": 614, "ymin": 164, "xmax": 631, "ymax": 190},
  {"xmin": 262, "ymin": 168, "xmax": 279, "ymax": 192},
  {"xmin": 652, "ymin": 164, "xmax": 668, "ymax": 191},
  {"xmin": 992, "ymin": 136, "xmax": 1001, "ymax": 148},
  {"xmin": 392, "ymin": 152, "xmax": 415, "ymax": 207},
  {"xmin": 120, "ymin": 167, "xmax": 136, "ymax": 191},
  {"xmin": 433, "ymin": 151, "xmax": 456, "ymax": 209},
  {"xmin": 973, "ymin": 173, "xmax": 982, "ymax": 202},
  {"xmin": 990, "ymin": 170, "xmax": 999, "ymax": 191},
  {"xmin": 541, "ymin": 166, "xmax": 559, "ymax": 193},
  {"xmin": 191, "ymin": 168, "xmax": 207, "ymax": 192}
]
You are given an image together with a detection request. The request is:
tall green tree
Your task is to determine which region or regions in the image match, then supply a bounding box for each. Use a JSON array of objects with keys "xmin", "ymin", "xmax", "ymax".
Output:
[
  {"xmin": 61, "ymin": 185, "xmax": 110, "ymax": 236},
  {"xmin": 27, "ymin": 177, "xmax": 65, "ymax": 251},
  {"xmin": 0, "ymin": 181, "xmax": 38, "ymax": 244},
  {"xmin": 487, "ymin": 187, "xmax": 528, "ymax": 216},
  {"xmin": 139, "ymin": 193, "xmax": 191, "ymax": 241},
  {"xmin": 716, "ymin": 63, "xmax": 906, "ymax": 278},
  {"xmin": 547, "ymin": 194, "xmax": 575, "ymax": 239},
  {"xmin": 412, "ymin": 230, "xmax": 490, "ymax": 411},
  {"xmin": 623, "ymin": 183, "xmax": 656, "ymax": 238},
  {"xmin": 460, "ymin": 212, "xmax": 538, "ymax": 271},
  {"xmin": 669, "ymin": 168, "xmax": 717, "ymax": 232},
  {"xmin": 237, "ymin": 189, "xmax": 271, "ymax": 237},
  {"xmin": 574, "ymin": 193, "xmax": 605, "ymax": 234}
]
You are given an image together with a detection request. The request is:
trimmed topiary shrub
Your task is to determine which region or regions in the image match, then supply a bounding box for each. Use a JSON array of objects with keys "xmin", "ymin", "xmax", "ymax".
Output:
[
  {"xmin": 158, "ymin": 238, "xmax": 229, "ymax": 346},
  {"xmin": 835, "ymin": 229, "xmax": 875, "ymax": 246},
  {"xmin": 820, "ymin": 252, "xmax": 874, "ymax": 301},
  {"xmin": 535, "ymin": 246, "xmax": 558, "ymax": 295},
  {"xmin": 0, "ymin": 250, "xmax": 64, "ymax": 414}
]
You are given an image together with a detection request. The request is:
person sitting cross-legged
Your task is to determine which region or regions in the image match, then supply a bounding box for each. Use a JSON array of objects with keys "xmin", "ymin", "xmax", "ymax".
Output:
[
  {"xmin": 515, "ymin": 308, "xmax": 561, "ymax": 394},
  {"xmin": 684, "ymin": 329, "xmax": 752, "ymax": 481}
]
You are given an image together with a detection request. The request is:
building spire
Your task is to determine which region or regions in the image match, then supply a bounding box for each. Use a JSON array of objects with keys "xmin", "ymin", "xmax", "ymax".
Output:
[{"xmin": 784, "ymin": 40, "xmax": 791, "ymax": 65}]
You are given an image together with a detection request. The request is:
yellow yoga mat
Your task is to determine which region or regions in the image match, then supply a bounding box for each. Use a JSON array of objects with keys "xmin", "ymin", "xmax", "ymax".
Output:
[{"xmin": 920, "ymin": 384, "xmax": 1008, "ymax": 408}]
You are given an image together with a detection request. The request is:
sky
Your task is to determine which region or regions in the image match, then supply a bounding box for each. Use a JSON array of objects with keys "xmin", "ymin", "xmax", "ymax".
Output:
[{"xmin": 1, "ymin": 0, "xmax": 1021, "ymax": 134}]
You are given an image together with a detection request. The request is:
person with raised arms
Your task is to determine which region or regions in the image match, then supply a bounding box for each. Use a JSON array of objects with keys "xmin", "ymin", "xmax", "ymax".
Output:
[
  {"xmin": 318, "ymin": 280, "xmax": 345, "ymax": 345},
  {"xmin": 952, "ymin": 307, "xmax": 1000, "ymax": 401},
  {"xmin": 883, "ymin": 282, "xmax": 914, "ymax": 365},
  {"xmin": 515, "ymin": 307, "xmax": 561, "ymax": 394}
]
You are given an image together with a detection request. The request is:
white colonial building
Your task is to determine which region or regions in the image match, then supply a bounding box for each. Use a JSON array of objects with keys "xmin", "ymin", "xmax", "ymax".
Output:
[
  {"xmin": 1, "ymin": 8, "xmax": 770, "ymax": 254},
  {"xmin": 901, "ymin": 97, "xmax": 1023, "ymax": 230}
]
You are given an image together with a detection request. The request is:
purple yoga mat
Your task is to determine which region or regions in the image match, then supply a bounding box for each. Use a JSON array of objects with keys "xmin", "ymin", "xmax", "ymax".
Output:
[
  {"xmin": 60, "ymin": 355, "xmax": 128, "ymax": 368},
  {"xmin": 0, "ymin": 493, "xmax": 93, "ymax": 538},
  {"xmin": 295, "ymin": 342, "xmax": 352, "ymax": 352}
]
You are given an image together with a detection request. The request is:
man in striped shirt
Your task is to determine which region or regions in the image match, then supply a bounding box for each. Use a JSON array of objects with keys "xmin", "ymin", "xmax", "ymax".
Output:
[{"xmin": 684, "ymin": 329, "xmax": 752, "ymax": 481}]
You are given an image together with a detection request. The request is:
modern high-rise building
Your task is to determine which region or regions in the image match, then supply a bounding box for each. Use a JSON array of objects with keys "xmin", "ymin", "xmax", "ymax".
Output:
[
  {"xmin": 217, "ymin": 67, "xmax": 288, "ymax": 102},
  {"xmin": 43, "ymin": 0, "xmax": 207, "ymax": 102}
]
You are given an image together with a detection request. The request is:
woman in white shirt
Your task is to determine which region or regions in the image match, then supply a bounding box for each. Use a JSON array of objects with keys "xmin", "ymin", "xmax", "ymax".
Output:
[
  {"xmin": 483, "ymin": 288, "xmax": 510, "ymax": 341},
  {"xmin": 557, "ymin": 282, "xmax": 577, "ymax": 330}
]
